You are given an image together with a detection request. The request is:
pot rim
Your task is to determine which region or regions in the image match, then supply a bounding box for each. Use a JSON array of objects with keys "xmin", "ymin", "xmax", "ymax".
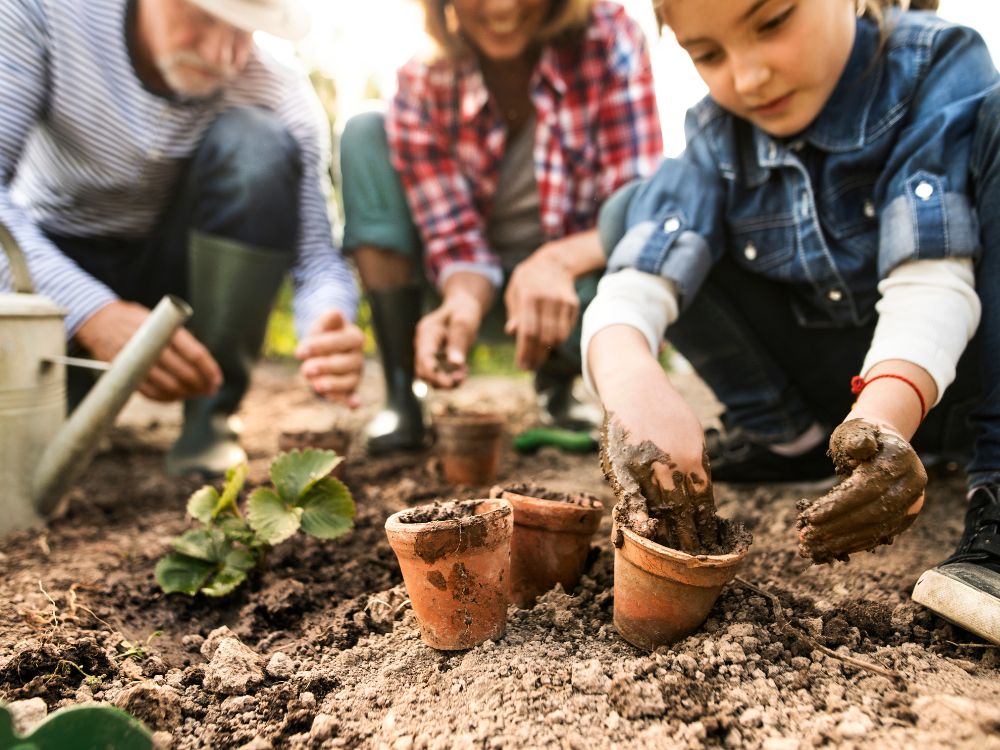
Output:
[
  {"xmin": 617, "ymin": 525, "xmax": 749, "ymax": 569},
  {"xmin": 434, "ymin": 411, "xmax": 504, "ymax": 427},
  {"xmin": 489, "ymin": 484, "xmax": 603, "ymax": 511},
  {"xmin": 385, "ymin": 498, "xmax": 511, "ymax": 534}
]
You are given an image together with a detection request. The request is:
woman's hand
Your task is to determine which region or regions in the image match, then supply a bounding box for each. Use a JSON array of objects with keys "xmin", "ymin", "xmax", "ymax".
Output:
[
  {"xmin": 505, "ymin": 230, "xmax": 605, "ymax": 371},
  {"xmin": 591, "ymin": 326, "xmax": 717, "ymax": 552},
  {"xmin": 414, "ymin": 272, "xmax": 494, "ymax": 388},
  {"xmin": 796, "ymin": 419, "xmax": 927, "ymax": 563},
  {"xmin": 504, "ymin": 251, "xmax": 579, "ymax": 371}
]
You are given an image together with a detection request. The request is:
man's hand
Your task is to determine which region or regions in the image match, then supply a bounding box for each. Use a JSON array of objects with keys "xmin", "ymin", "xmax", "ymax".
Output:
[
  {"xmin": 504, "ymin": 252, "xmax": 579, "ymax": 371},
  {"xmin": 75, "ymin": 300, "xmax": 221, "ymax": 402},
  {"xmin": 295, "ymin": 309, "xmax": 365, "ymax": 407},
  {"xmin": 796, "ymin": 419, "xmax": 927, "ymax": 563}
]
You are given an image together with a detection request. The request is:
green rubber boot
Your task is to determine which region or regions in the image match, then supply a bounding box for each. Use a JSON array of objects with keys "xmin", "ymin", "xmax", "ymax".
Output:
[{"xmin": 165, "ymin": 231, "xmax": 292, "ymax": 478}]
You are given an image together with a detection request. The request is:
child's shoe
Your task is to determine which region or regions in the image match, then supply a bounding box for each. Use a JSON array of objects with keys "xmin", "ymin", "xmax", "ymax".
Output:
[{"xmin": 911, "ymin": 483, "xmax": 1000, "ymax": 645}]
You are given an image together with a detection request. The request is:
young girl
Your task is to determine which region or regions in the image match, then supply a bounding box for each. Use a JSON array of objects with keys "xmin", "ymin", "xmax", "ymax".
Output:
[
  {"xmin": 583, "ymin": 0, "xmax": 1000, "ymax": 643},
  {"xmin": 339, "ymin": 0, "xmax": 662, "ymax": 454}
]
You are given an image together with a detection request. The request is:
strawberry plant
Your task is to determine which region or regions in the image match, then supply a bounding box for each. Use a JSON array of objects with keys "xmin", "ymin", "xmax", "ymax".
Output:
[{"xmin": 155, "ymin": 449, "xmax": 354, "ymax": 597}]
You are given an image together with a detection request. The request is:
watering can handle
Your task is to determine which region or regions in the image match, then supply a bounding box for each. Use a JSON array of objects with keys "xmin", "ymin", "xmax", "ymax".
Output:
[{"xmin": 0, "ymin": 220, "xmax": 36, "ymax": 294}]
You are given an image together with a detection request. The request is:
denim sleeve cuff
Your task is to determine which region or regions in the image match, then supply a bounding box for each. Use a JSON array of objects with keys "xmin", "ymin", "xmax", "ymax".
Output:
[
  {"xmin": 878, "ymin": 176, "xmax": 980, "ymax": 277},
  {"xmin": 580, "ymin": 268, "xmax": 679, "ymax": 398},
  {"xmin": 436, "ymin": 261, "xmax": 504, "ymax": 291},
  {"xmin": 608, "ymin": 219, "xmax": 714, "ymax": 307}
]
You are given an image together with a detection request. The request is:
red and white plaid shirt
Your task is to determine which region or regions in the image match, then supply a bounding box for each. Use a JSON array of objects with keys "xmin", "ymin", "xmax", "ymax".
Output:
[{"xmin": 387, "ymin": 1, "xmax": 663, "ymax": 287}]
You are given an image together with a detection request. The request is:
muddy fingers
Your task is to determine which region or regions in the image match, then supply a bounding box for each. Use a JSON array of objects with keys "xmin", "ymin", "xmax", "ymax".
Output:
[
  {"xmin": 797, "ymin": 420, "xmax": 927, "ymax": 564},
  {"xmin": 601, "ymin": 413, "xmax": 720, "ymax": 554}
]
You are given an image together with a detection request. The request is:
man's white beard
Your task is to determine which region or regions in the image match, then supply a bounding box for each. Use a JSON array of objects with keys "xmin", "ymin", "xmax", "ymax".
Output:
[{"xmin": 155, "ymin": 51, "xmax": 237, "ymax": 99}]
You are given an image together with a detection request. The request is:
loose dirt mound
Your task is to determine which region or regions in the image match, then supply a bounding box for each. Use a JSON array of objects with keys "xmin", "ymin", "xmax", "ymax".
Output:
[{"xmin": 1, "ymin": 362, "xmax": 997, "ymax": 749}]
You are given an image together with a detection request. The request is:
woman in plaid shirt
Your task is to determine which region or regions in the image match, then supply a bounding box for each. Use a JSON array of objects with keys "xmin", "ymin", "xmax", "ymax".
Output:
[{"xmin": 341, "ymin": 0, "xmax": 663, "ymax": 454}]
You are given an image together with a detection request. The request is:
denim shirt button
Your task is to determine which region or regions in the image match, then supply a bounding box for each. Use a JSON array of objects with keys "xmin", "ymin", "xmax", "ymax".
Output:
[
  {"xmin": 768, "ymin": 142, "xmax": 777, "ymax": 160},
  {"xmin": 863, "ymin": 200, "xmax": 876, "ymax": 218},
  {"xmin": 827, "ymin": 289, "xmax": 843, "ymax": 302},
  {"xmin": 662, "ymin": 217, "xmax": 681, "ymax": 233},
  {"xmin": 915, "ymin": 181, "xmax": 934, "ymax": 200},
  {"xmin": 743, "ymin": 242, "xmax": 758, "ymax": 261}
]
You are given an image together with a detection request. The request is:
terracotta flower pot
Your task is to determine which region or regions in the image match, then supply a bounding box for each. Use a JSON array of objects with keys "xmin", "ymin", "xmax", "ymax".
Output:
[
  {"xmin": 435, "ymin": 412, "xmax": 504, "ymax": 486},
  {"xmin": 489, "ymin": 483, "xmax": 603, "ymax": 607},
  {"xmin": 385, "ymin": 498, "xmax": 513, "ymax": 650},
  {"xmin": 613, "ymin": 520, "xmax": 750, "ymax": 650}
]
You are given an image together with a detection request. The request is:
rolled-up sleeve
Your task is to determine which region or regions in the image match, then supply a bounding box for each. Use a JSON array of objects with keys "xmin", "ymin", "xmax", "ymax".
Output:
[{"xmin": 876, "ymin": 24, "xmax": 998, "ymax": 277}]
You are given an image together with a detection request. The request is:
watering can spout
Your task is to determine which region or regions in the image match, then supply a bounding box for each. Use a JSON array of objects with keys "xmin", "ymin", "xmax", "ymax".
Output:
[{"xmin": 31, "ymin": 295, "xmax": 192, "ymax": 514}]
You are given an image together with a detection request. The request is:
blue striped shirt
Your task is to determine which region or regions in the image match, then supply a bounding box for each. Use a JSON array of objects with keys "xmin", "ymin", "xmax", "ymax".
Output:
[{"xmin": 0, "ymin": 0, "xmax": 357, "ymax": 338}]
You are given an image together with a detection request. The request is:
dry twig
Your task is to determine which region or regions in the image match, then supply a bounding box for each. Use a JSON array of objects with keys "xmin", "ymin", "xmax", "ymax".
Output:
[{"xmin": 734, "ymin": 576, "xmax": 904, "ymax": 686}]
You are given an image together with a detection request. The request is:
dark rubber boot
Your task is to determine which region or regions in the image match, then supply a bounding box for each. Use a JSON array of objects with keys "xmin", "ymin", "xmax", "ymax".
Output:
[
  {"xmin": 165, "ymin": 231, "xmax": 292, "ymax": 477},
  {"xmin": 365, "ymin": 285, "xmax": 427, "ymax": 455}
]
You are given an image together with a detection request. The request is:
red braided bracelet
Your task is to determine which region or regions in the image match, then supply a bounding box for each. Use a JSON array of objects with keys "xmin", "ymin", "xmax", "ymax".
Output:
[{"xmin": 850, "ymin": 374, "xmax": 927, "ymax": 421}]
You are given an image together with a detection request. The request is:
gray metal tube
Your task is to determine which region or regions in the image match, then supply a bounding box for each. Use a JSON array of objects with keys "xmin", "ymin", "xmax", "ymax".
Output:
[{"xmin": 33, "ymin": 295, "xmax": 192, "ymax": 513}]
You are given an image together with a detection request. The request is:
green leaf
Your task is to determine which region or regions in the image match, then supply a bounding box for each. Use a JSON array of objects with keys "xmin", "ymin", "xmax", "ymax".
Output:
[
  {"xmin": 270, "ymin": 449, "xmax": 342, "ymax": 503},
  {"xmin": 187, "ymin": 486, "xmax": 220, "ymax": 524},
  {"xmin": 247, "ymin": 487, "xmax": 303, "ymax": 545},
  {"xmin": 216, "ymin": 462, "xmax": 249, "ymax": 516},
  {"xmin": 217, "ymin": 515, "xmax": 256, "ymax": 544},
  {"xmin": 155, "ymin": 553, "xmax": 217, "ymax": 595},
  {"xmin": 299, "ymin": 477, "xmax": 356, "ymax": 540},
  {"xmin": 15, "ymin": 704, "xmax": 153, "ymax": 750},
  {"xmin": 170, "ymin": 528, "xmax": 227, "ymax": 562},
  {"xmin": 200, "ymin": 566, "xmax": 248, "ymax": 597},
  {"xmin": 224, "ymin": 545, "xmax": 258, "ymax": 573}
]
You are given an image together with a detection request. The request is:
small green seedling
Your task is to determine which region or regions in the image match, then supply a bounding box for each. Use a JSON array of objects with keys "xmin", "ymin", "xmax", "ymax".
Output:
[
  {"xmin": 0, "ymin": 703, "xmax": 152, "ymax": 750},
  {"xmin": 155, "ymin": 449, "xmax": 355, "ymax": 597},
  {"xmin": 116, "ymin": 631, "xmax": 162, "ymax": 663}
]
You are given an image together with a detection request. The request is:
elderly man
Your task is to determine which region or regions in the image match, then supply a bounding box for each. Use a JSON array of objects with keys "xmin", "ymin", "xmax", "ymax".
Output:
[{"xmin": 0, "ymin": 0, "xmax": 364, "ymax": 476}]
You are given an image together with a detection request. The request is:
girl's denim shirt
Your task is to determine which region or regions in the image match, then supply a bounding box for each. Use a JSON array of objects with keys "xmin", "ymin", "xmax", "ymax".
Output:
[{"xmin": 609, "ymin": 11, "xmax": 999, "ymax": 328}]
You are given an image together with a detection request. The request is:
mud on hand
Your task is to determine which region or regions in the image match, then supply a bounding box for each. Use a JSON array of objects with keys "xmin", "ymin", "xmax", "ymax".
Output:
[
  {"xmin": 796, "ymin": 419, "xmax": 927, "ymax": 564},
  {"xmin": 600, "ymin": 414, "xmax": 719, "ymax": 554}
]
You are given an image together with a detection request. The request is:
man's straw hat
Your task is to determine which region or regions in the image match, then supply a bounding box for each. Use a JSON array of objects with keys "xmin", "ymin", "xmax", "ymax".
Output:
[{"xmin": 186, "ymin": 0, "xmax": 310, "ymax": 40}]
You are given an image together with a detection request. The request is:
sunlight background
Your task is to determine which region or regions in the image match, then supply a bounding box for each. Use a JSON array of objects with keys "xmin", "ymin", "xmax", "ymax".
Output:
[{"xmin": 263, "ymin": 0, "xmax": 999, "ymax": 157}]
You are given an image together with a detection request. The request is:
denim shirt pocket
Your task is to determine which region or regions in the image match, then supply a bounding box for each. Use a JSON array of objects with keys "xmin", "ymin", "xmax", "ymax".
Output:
[
  {"xmin": 726, "ymin": 213, "xmax": 798, "ymax": 277},
  {"xmin": 820, "ymin": 174, "xmax": 880, "ymax": 241}
]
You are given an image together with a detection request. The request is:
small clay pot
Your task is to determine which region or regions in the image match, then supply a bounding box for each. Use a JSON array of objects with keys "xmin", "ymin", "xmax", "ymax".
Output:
[
  {"xmin": 489, "ymin": 483, "xmax": 603, "ymax": 607},
  {"xmin": 613, "ymin": 521, "xmax": 749, "ymax": 650},
  {"xmin": 434, "ymin": 412, "xmax": 504, "ymax": 486},
  {"xmin": 385, "ymin": 498, "xmax": 513, "ymax": 650}
]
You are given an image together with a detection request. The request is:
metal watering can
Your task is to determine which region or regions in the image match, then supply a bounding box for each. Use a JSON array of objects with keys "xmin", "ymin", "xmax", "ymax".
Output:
[{"xmin": 0, "ymin": 223, "xmax": 191, "ymax": 536}]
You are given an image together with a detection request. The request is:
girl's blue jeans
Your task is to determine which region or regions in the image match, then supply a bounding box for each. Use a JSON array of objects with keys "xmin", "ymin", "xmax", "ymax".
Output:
[{"xmin": 656, "ymin": 88, "xmax": 1000, "ymax": 488}]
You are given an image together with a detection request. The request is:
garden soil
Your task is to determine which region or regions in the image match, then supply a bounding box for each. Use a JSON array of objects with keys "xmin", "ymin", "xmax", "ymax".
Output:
[{"xmin": 2, "ymin": 361, "xmax": 998, "ymax": 749}]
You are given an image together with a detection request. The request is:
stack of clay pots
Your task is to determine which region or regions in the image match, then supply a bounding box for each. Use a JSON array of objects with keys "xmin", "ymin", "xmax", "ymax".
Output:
[{"xmin": 385, "ymin": 484, "xmax": 604, "ymax": 650}]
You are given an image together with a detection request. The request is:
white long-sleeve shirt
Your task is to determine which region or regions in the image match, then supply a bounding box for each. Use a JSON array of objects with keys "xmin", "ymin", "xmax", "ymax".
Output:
[
  {"xmin": 581, "ymin": 258, "xmax": 980, "ymax": 407},
  {"xmin": 0, "ymin": 0, "xmax": 357, "ymax": 338}
]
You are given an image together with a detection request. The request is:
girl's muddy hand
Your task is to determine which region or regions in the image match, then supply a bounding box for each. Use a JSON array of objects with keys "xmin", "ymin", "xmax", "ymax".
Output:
[
  {"xmin": 796, "ymin": 419, "xmax": 927, "ymax": 563},
  {"xmin": 601, "ymin": 414, "xmax": 719, "ymax": 553}
]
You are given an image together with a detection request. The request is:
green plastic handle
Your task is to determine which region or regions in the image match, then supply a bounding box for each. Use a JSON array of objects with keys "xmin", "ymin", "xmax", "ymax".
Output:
[
  {"xmin": 0, "ymin": 704, "xmax": 153, "ymax": 750},
  {"xmin": 512, "ymin": 427, "xmax": 598, "ymax": 454}
]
